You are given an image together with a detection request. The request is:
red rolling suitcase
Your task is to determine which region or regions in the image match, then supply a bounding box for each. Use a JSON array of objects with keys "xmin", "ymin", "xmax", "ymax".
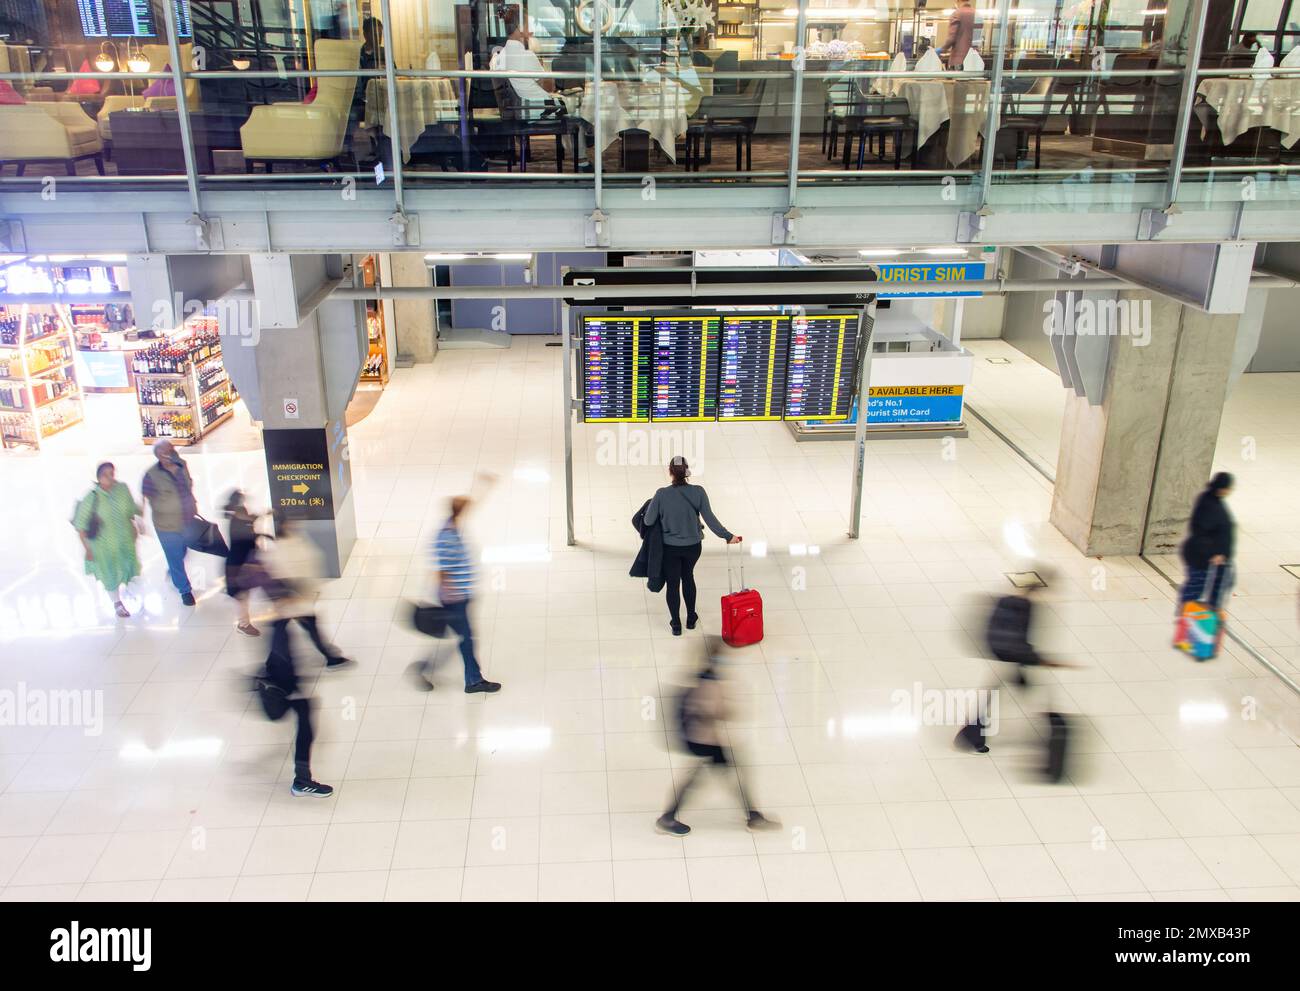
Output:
[{"xmin": 721, "ymin": 543, "xmax": 763, "ymax": 647}]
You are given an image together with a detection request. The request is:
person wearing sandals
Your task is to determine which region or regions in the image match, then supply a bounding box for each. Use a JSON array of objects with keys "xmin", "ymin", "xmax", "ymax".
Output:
[
  {"xmin": 74, "ymin": 462, "xmax": 143, "ymax": 618},
  {"xmin": 224, "ymin": 490, "xmax": 263, "ymax": 637}
]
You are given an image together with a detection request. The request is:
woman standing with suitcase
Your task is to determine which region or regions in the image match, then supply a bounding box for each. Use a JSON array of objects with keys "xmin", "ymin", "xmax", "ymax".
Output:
[{"xmin": 643, "ymin": 457, "xmax": 742, "ymax": 636}]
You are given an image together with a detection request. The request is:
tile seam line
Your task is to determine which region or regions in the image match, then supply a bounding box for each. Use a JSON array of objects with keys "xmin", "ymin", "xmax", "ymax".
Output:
[{"xmin": 966, "ymin": 401, "xmax": 1300, "ymax": 701}]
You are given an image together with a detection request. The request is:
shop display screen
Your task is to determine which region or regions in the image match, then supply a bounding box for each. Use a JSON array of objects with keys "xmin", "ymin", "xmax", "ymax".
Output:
[
  {"xmin": 581, "ymin": 314, "xmax": 651, "ymax": 422},
  {"xmin": 650, "ymin": 314, "xmax": 719, "ymax": 422},
  {"xmin": 718, "ymin": 314, "xmax": 790, "ymax": 420},
  {"xmin": 579, "ymin": 309, "xmax": 860, "ymax": 424},
  {"xmin": 784, "ymin": 313, "xmax": 860, "ymax": 421}
]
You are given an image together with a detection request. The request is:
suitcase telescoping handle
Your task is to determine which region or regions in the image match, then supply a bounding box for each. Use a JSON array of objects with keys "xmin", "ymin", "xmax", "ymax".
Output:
[{"xmin": 726, "ymin": 539, "xmax": 745, "ymax": 594}]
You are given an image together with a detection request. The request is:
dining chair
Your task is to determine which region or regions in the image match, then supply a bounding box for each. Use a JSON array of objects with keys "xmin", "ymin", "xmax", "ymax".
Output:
[
  {"xmin": 489, "ymin": 75, "xmax": 579, "ymax": 173},
  {"xmin": 684, "ymin": 76, "xmax": 767, "ymax": 172},
  {"xmin": 1000, "ymin": 76, "xmax": 1056, "ymax": 169},
  {"xmin": 839, "ymin": 86, "xmax": 917, "ymax": 170}
]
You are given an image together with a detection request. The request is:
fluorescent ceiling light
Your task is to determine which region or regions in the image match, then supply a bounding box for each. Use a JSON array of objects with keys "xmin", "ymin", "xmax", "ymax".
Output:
[
  {"xmin": 492, "ymin": 253, "xmax": 533, "ymax": 260},
  {"xmin": 921, "ymin": 248, "xmax": 969, "ymax": 256},
  {"xmin": 425, "ymin": 253, "xmax": 468, "ymax": 261},
  {"xmin": 859, "ymin": 249, "xmax": 902, "ymax": 257}
]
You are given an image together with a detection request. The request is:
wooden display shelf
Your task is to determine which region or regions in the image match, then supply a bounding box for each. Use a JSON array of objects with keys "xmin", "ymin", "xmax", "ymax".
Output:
[
  {"xmin": 39, "ymin": 415, "xmax": 84, "ymax": 439},
  {"xmin": 33, "ymin": 390, "xmax": 80, "ymax": 410},
  {"xmin": 199, "ymin": 408, "xmax": 235, "ymax": 433},
  {"xmin": 135, "ymin": 370, "xmax": 190, "ymax": 378},
  {"xmin": 0, "ymin": 330, "xmax": 63, "ymax": 349},
  {"xmin": 141, "ymin": 434, "xmax": 197, "ymax": 446}
]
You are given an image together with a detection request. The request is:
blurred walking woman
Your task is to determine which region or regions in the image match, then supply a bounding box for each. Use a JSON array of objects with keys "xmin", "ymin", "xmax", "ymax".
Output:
[
  {"xmin": 74, "ymin": 462, "xmax": 142, "ymax": 618},
  {"xmin": 224, "ymin": 490, "xmax": 263, "ymax": 637},
  {"xmin": 1180, "ymin": 472, "xmax": 1235, "ymax": 608},
  {"xmin": 644, "ymin": 457, "xmax": 742, "ymax": 636}
]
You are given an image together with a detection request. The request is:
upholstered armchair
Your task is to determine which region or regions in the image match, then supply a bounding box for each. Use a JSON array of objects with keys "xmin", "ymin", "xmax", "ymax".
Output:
[
  {"xmin": 240, "ymin": 39, "xmax": 362, "ymax": 170},
  {"xmin": 96, "ymin": 44, "xmax": 200, "ymax": 143},
  {"xmin": 0, "ymin": 102, "xmax": 104, "ymax": 174}
]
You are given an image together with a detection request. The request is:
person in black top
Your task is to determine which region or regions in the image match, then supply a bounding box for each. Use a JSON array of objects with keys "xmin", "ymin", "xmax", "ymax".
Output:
[
  {"xmin": 956, "ymin": 575, "xmax": 1074, "ymax": 757},
  {"xmin": 224, "ymin": 490, "xmax": 263, "ymax": 637},
  {"xmin": 1179, "ymin": 472, "xmax": 1235, "ymax": 608}
]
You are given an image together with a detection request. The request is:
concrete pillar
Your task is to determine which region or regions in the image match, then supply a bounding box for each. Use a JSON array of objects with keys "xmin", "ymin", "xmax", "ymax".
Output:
[
  {"xmin": 221, "ymin": 255, "xmax": 365, "ymax": 577},
  {"xmin": 1050, "ymin": 293, "xmax": 1240, "ymax": 557},
  {"xmin": 388, "ymin": 251, "xmax": 437, "ymax": 363},
  {"xmin": 1143, "ymin": 309, "xmax": 1240, "ymax": 554}
]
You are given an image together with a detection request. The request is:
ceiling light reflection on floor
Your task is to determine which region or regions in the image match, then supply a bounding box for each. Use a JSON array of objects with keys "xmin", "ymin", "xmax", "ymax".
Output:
[
  {"xmin": 748, "ymin": 541, "xmax": 768, "ymax": 558},
  {"xmin": 827, "ymin": 715, "xmax": 921, "ymax": 739},
  {"xmin": 119, "ymin": 737, "xmax": 224, "ymax": 761},
  {"xmin": 512, "ymin": 466, "xmax": 551, "ymax": 484},
  {"xmin": 474, "ymin": 727, "xmax": 553, "ymax": 753},
  {"xmin": 1002, "ymin": 520, "xmax": 1036, "ymax": 560},
  {"xmin": 1178, "ymin": 702, "xmax": 1229, "ymax": 723}
]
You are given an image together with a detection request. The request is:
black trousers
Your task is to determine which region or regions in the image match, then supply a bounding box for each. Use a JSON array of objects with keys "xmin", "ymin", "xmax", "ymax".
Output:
[
  {"xmin": 665, "ymin": 741, "xmax": 754, "ymax": 818},
  {"xmin": 289, "ymin": 697, "xmax": 315, "ymax": 779},
  {"xmin": 290, "ymin": 613, "xmax": 339, "ymax": 662},
  {"xmin": 662, "ymin": 541, "xmax": 702, "ymax": 626}
]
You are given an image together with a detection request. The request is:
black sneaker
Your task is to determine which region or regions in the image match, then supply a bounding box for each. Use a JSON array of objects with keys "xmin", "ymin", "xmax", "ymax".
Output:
[
  {"xmin": 291, "ymin": 778, "xmax": 334, "ymax": 798},
  {"xmin": 670, "ymin": 622, "xmax": 682, "ymax": 637},
  {"xmin": 181, "ymin": 592, "xmax": 196, "ymax": 606},
  {"xmin": 325, "ymin": 656, "xmax": 355, "ymax": 670},
  {"xmin": 746, "ymin": 811, "xmax": 781, "ymax": 831},
  {"xmin": 465, "ymin": 680, "xmax": 501, "ymax": 694},
  {"xmin": 686, "ymin": 613, "xmax": 699, "ymax": 630},
  {"xmin": 655, "ymin": 814, "xmax": 690, "ymax": 836}
]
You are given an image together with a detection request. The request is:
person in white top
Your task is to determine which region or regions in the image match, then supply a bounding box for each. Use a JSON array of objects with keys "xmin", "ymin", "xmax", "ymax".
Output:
[
  {"xmin": 489, "ymin": 11, "xmax": 586, "ymax": 166},
  {"xmin": 491, "ymin": 15, "xmax": 556, "ymax": 106},
  {"xmin": 264, "ymin": 514, "xmax": 353, "ymax": 668}
]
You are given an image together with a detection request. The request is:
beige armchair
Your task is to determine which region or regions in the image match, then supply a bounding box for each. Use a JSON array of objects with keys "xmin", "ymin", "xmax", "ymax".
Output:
[
  {"xmin": 0, "ymin": 102, "xmax": 104, "ymax": 174},
  {"xmin": 96, "ymin": 44, "xmax": 200, "ymax": 143},
  {"xmin": 241, "ymin": 39, "xmax": 361, "ymax": 170}
]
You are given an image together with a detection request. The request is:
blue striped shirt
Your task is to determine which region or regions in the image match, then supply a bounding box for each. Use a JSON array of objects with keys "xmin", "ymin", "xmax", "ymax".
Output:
[{"xmin": 433, "ymin": 519, "xmax": 474, "ymax": 602}]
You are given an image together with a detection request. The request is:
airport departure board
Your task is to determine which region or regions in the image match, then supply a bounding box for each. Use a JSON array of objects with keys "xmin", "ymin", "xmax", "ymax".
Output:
[
  {"xmin": 784, "ymin": 313, "xmax": 860, "ymax": 421},
  {"xmin": 581, "ymin": 315, "xmax": 651, "ymax": 422},
  {"xmin": 718, "ymin": 315, "xmax": 789, "ymax": 420},
  {"xmin": 579, "ymin": 309, "xmax": 861, "ymax": 423},
  {"xmin": 650, "ymin": 314, "xmax": 719, "ymax": 421}
]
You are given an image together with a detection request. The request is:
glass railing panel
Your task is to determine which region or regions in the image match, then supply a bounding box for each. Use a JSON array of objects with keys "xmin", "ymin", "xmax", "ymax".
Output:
[
  {"xmin": 0, "ymin": 3, "xmax": 190, "ymax": 187},
  {"xmin": 1180, "ymin": 63, "xmax": 1300, "ymax": 186}
]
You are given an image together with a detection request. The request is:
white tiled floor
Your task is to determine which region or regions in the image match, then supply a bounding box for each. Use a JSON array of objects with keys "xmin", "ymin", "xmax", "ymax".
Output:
[
  {"xmin": 967, "ymin": 338, "xmax": 1300, "ymax": 684},
  {"xmin": 0, "ymin": 336, "xmax": 1297, "ymax": 901}
]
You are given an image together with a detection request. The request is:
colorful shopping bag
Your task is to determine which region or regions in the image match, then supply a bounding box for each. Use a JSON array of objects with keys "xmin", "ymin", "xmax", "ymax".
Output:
[{"xmin": 1173, "ymin": 599, "xmax": 1223, "ymax": 661}]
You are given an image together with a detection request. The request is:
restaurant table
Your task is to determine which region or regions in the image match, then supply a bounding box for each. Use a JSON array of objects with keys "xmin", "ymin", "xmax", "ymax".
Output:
[
  {"xmin": 571, "ymin": 68, "xmax": 699, "ymax": 168},
  {"xmin": 1196, "ymin": 77, "xmax": 1300, "ymax": 149},
  {"xmin": 897, "ymin": 78, "xmax": 991, "ymax": 166},
  {"xmin": 364, "ymin": 77, "xmax": 458, "ymax": 162}
]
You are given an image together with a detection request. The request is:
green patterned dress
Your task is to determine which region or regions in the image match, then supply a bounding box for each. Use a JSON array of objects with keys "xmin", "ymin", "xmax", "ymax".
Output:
[{"xmin": 74, "ymin": 481, "xmax": 142, "ymax": 593}]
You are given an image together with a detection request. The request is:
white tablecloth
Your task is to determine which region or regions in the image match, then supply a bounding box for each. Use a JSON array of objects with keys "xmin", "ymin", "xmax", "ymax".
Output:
[
  {"xmin": 364, "ymin": 78, "xmax": 458, "ymax": 162},
  {"xmin": 571, "ymin": 71, "xmax": 695, "ymax": 162},
  {"xmin": 898, "ymin": 78, "xmax": 990, "ymax": 166},
  {"xmin": 1197, "ymin": 77, "xmax": 1300, "ymax": 149}
]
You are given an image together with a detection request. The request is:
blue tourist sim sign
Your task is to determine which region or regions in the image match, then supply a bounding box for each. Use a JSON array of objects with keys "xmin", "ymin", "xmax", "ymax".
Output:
[
  {"xmin": 875, "ymin": 262, "xmax": 984, "ymax": 298},
  {"xmin": 867, "ymin": 385, "xmax": 965, "ymax": 424}
]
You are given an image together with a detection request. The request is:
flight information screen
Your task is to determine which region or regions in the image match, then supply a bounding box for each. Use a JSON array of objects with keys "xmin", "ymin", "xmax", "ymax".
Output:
[
  {"xmin": 784, "ymin": 313, "xmax": 860, "ymax": 420},
  {"xmin": 649, "ymin": 314, "xmax": 720, "ymax": 421},
  {"xmin": 718, "ymin": 314, "xmax": 790, "ymax": 421},
  {"xmin": 581, "ymin": 315, "xmax": 651, "ymax": 422}
]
